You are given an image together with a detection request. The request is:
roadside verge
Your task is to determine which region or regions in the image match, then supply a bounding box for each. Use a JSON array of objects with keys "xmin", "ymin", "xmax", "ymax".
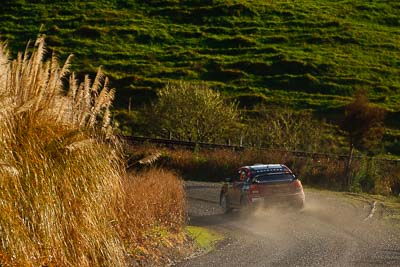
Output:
[{"xmin": 186, "ymin": 226, "xmax": 224, "ymax": 253}]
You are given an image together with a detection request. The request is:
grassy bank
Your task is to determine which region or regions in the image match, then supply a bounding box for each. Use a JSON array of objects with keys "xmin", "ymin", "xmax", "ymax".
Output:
[{"xmin": 186, "ymin": 226, "xmax": 224, "ymax": 252}]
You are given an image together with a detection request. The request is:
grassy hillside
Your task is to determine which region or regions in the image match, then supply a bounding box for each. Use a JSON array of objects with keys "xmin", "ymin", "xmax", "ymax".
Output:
[{"xmin": 1, "ymin": 0, "xmax": 399, "ymax": 127}]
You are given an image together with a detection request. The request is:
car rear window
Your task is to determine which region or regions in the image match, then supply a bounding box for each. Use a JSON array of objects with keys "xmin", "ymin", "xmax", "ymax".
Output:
[{"xmin": 255, "ymin": 173, "xmax": 294, "ymax": 183}]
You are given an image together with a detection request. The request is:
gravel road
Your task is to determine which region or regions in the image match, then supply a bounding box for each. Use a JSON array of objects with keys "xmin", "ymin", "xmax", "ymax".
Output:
[{"xmin": 178, "ymin": 181, "xmax": 400, "ymax": 267}]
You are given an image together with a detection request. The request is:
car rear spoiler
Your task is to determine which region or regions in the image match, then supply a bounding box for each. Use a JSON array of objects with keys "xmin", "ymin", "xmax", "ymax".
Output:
[{"xmin": 252, "ymin": 172, "xmax": 296, "ymax": 184}]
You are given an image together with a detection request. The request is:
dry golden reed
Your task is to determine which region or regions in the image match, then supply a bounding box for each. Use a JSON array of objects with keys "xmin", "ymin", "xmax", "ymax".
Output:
[
  {"xmin": 0, "ymin": 37, "xmax": 125, "ymax": 266},
  {"xmin": 0, "ymin": 36, "xmax": 188, "ymax": 266}
]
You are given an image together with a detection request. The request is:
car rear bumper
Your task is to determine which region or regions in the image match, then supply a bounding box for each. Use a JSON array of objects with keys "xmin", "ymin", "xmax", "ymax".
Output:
[{"xmin": 250, "ymin": 192, "xmax": 305, "ymax": 206}]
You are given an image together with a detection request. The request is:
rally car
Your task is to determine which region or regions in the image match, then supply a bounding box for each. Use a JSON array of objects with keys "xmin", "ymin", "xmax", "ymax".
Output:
[{"xmin": 220, "ymin": 164, "xmax": 305, "ymax": 213}]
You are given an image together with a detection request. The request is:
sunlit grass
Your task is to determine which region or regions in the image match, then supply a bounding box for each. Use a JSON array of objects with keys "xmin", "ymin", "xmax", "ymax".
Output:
[
  {"xmin": 186, "ymin": 226, "xmax": 224, "ymax": 252},
  {"xmin": 0, "ymin": 0, "xmax": 398, "ymax": 112},
  {"xmin": 0, "ymin": 37, "xmax": 188, "ymax": 266},
  {"xmin": 0, "ymin": 36, "xmax": 125, "ymax": 266}
]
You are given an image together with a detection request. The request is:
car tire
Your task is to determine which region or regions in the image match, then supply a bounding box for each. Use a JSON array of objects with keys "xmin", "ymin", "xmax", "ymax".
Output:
[
  {"xmin": 220, "ymin": 194, "xmax": 232, "ymax": 214},
  {"xmin": 240, "ymin": 195, "xmax": 249, "ymax": 207},
  {"xmin": 293, "ymin": 200, "xmax": 305, "ymax": 210}
]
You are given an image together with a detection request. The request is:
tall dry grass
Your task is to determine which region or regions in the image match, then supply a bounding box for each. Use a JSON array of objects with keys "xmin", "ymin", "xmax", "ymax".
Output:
[
  {"xmin": 119, "ymin": 169, "xmax": 187, "ymax": 265},
  {"xmin": 0, "ymin": 37, "xmax": 125, "ymax": 266}
]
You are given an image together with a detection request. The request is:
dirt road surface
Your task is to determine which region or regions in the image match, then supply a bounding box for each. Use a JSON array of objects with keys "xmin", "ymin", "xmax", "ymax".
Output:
[{"xmin": 178, "ymin": 181, "xmax": 400, "ymax": 267}]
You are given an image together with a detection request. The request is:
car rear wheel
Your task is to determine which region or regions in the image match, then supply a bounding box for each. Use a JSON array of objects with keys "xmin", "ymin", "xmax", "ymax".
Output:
[
  {"xmin": 292, "ymin": 200, "xmax": 305, "ymax": 210},
  {"xmin": 220, "ymin": 194, "xmax": 232, "ymax": 214}
]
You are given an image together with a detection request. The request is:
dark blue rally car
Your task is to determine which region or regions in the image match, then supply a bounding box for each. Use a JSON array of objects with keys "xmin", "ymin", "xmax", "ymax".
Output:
[{"xmin": 220, "ymin": 164, "xmax": 305, "ymax": 213}]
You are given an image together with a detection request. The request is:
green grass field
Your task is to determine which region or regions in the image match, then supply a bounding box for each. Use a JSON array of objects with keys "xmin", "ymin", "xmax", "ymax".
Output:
[{"xmin": 1, "ymin": 0, "xmax": 399, "ymax": 139}]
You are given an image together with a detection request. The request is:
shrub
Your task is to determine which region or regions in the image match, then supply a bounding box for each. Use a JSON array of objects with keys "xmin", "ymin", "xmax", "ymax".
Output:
[
  {"xmin": 128, "ymin": 143, "xmax": 400, "ymax": 196},
  {"xmin": 150, "ymin": 82, "xmax": 239, "ymax": 143},
  {"xmin": 133, "ymin": 145, "xmax": 355, "ymax": 190},
  {"xmin": 243, "ymin": 106, "xmax": 329, "ymax": 152},
  {"xmin": 341, "ymin": 89, "xmax": 386, "ymax": 189}
]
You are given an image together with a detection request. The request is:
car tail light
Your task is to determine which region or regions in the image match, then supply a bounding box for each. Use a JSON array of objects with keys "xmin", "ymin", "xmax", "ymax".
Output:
[
  {"xmin": 293, "ymin": 180, "xmax": 302, "ymax": 191},
  {"xmin": 250, "ymin": 184, "xmax": 260, "ymax": 194}
]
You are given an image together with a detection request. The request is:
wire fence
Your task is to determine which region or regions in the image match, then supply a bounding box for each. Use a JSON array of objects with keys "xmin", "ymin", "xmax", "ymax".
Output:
[{"xmin": 121, "ymin": 136, "xmax": 400, "ymax": 165}]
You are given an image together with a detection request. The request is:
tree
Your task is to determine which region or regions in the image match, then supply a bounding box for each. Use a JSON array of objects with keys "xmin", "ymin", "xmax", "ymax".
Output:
[
  {"xmin": 151, "ymin": 82, "xmax": 239, "ymax": 142},
  {"xmin": 341, "ymin": 89, "xmax": 386, "ymax": 189},
  {"xmin": 243, "ymin": 105, "xmax": 327, "ymax": 152}
]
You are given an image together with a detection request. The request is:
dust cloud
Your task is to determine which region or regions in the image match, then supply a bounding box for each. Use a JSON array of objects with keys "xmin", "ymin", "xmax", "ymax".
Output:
[
  {"xmin": 186, "ymin": 182, "xmax": 400, "ymax": 266},
  {"xmin": 229, "ymin": 192, "xmax": 373, "ymax": 245}
]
